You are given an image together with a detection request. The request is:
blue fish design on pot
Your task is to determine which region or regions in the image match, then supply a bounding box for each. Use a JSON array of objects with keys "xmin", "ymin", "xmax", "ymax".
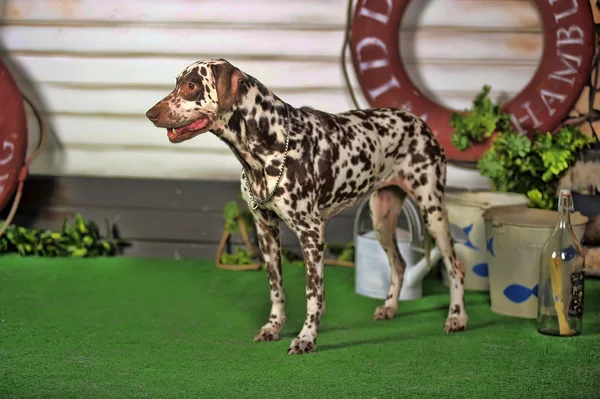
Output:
[
  {"xmin": 449, "ymin": 223, "xmax": 478, "ymax": 250},
  {"xmin": 503, "ymin": 284, "xmax": 539, "ymax": 303},
  {"xmin": 487, "ymin": 237, "xmax": 495, "ymax": 257},
  {"xmin": 472, "ymin": 263, "xmax": 488, "ymax": 277}
]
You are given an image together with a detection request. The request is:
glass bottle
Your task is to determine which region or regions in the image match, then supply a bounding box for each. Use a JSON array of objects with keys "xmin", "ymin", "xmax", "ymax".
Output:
[{"xmin": 536, "ymin": 189, "xmax": 585, "ymax": 336}]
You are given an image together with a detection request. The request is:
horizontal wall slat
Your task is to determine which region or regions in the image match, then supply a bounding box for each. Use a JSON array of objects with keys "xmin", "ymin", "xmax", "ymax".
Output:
[
  {"xmin": 20, "ymin": 88, "xmax": 519, "ymax": 155},
  {"xmin": 17, "ymin": 176, "xmax": 262, "ymax": 212},
  {"xmin": 27, "ymin": 95, "xmax": 517, "ymax": 150},
  {"xmin": 21, "ymin": 88, "xmax": 520, "ymax": 128},
  {"xmin": 15, "ymin": 175, "xmax": 353, "ymax": 219},
  {"xmin": 19, "ymin": 84, "xmax": 359, "ymax": 115},
  {"xmin": 7, "ymin": 55, "xmax": 540, "ymax": 91},
  {"xmin": 29, "ymin": 145, "xmax": 245, "ymax": 181},
  {"xmin": 3, "ymin": 0, "xmax": 542, "ymax": 30},
  {"xmin": 27, "ymin": 145, "xmax": 492, "ymax": 189},
  {"xmin": 7, "ymin": 56, "xmax": 354, "ymax": 89},
  {"xmin": 37, "ymin": 114, "xmax": 230, "ymax": 151},
  {"xmin": 1, "ymin": 26, "xmax": 543, "ymax": 61},
  {"xmin": 13, "ymin": 71, "xmax": 536, "ymax": 118}
]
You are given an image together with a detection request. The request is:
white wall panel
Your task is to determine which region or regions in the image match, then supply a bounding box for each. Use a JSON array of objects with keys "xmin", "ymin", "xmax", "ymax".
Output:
[{"xmin": 0, "ymin": 0, "xmax": 546, "ymax": 188}]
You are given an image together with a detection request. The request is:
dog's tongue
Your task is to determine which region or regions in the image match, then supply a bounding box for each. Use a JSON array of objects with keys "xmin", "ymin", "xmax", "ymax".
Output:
[
  {"xmin": 180, "ymin": 118, "xmax": 209, "ymax": 132},
  {"xmin": 167, "ymin": 117, "xmax": 209, "ymax": 138}
]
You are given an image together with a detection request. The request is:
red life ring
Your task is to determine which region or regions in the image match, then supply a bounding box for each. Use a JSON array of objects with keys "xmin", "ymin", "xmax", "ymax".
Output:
[
  {"xmin": 0, "ymin": 59, "xmax": 28, "ymax": 212},
  {"xmin": 349, "ymin": 0, "xmax": 596, "ymax": 163}
]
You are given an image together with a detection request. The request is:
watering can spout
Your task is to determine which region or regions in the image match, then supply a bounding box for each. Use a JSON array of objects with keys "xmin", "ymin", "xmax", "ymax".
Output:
[{"xmin": 404, "ymin": 246, "xmax": 442, "ymax": 287}]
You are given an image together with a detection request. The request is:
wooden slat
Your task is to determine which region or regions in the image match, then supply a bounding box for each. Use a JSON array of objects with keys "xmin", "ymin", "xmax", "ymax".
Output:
[
  {"xmin": 18, "ymin": 83, "xmax": 358, "ymax": 115},
  {"xmin": 21, "ymin": 85, "xmax": 519, "ymax": 120},
  {"xmin": 6, "ymin": 56, "xmax": 351, "ymax": 89},
  {"xmin": 36, "ymin": 114, "xmax": 231, "ymax": 151},
  {"xmin": 21, "ymin": 85, "xmax": 518, "ymax": 151},
  {"xmin": 0, "ymin": 25, "xmax": 542, "ymax": 61},
  {"xmin": 6, "ymin": 54, "xmax": 540, "ymax": 90},
  {"xmin": 12, "ymin": 68, "xmax": 536, "ymax": 117},
  {"xmin": 16, "ymin": 176, "xmax": 259, "ymax": 211},
  {"xmin": 3, "ymin": 0, "xmax": 541, "ymax": 30},
  {"xmin": 29, "ymin": 144, "xmax": 244, "ymax": 181},
  {"xmin": 26, "ymin": 144, "xmax": 492, "ymax": 189}
]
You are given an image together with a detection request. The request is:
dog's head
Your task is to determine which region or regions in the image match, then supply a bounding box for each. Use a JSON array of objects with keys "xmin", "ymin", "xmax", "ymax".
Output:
[{"xmin": 145, "ymin": 58, "xmax": 244, "ymax": 143}]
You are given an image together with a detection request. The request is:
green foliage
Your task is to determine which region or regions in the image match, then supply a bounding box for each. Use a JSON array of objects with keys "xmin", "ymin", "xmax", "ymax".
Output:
[
  {"xmin": 221, "ymin": 199, "xmax": 258, "ymax": 265},
  {"xmin": 452, "ymin": 86, "xmax": 595, "ymax": 210},
  {"xmin": 220, "ymin": 247, "xmax": 255, "ymax": 265},
  {"xmin": 450, "ymin": 85, "xmax": 512, "ymax": 150},
  {"xmin": 220, "ymin": 200, "xmax": 356, "ymax": 266},
  {"xmin": 325, "ymin": 241, "xmax": 355, "ymax": 262},
  {"xmin": 0, "ymin": 214, "xmax": 129, "ymax": 257},
  {"xmin": 223, "ymin": 201, "xmax": 254, "ymax": 234},
  {"xmin": 223, "ymin": 199, "xmax": 255, "ymax": 234}
]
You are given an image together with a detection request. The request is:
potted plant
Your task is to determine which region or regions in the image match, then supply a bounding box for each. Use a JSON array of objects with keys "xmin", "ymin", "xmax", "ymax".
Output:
[{"xmin": 450, "ymin": 85, "xmax": 595, "ymax": 210}]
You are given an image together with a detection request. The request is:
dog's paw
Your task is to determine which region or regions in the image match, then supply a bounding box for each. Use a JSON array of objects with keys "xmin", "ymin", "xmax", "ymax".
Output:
[
  {"xmin": 373, "ymin": 305, "xmax": 397, "ymax": 321},
  {"xmin": 444, "ymin": 314, "xmax": 468, "ymax": 333},
  {"xmin": 287, "ymin": 336, "xmax": 316, "ymax": 355},
  {"xmin": 253, "ymin": 327, "xmax": 280, "ymax": 342}
]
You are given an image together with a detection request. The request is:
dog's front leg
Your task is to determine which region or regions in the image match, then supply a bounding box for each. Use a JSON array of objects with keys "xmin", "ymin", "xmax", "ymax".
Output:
[
  {"xmin": 253, "ymin": 218, "xmax": 286, "ymax": 342},
  {"xmin": 288, "ymin": 215, "xmax": 325, "ymax": 355}
]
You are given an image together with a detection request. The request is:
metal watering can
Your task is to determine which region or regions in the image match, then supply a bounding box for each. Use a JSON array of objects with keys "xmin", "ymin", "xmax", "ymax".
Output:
[{"xmin": 352, "ymin": 193, "xmax": 442, "ymax": 301}]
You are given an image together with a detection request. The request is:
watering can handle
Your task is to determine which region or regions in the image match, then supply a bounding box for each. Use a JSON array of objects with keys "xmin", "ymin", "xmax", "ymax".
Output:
[{"xmin": 352, "ymin": 192, "xmax": 438, "ymax": 284}]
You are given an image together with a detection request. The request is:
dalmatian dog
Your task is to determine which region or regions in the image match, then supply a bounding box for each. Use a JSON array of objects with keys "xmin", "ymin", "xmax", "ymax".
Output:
[{"xmin": 146, "ymin": 58, "xmax": 468, "ymax": 354}]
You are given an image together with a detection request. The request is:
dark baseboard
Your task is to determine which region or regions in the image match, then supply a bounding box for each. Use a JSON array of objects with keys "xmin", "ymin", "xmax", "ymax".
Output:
[{"xmin": 4, "ymin": 175, "xmax": 364, "ymax": 260}]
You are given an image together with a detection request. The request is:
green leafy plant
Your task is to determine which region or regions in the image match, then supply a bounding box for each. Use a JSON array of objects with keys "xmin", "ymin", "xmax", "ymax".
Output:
[
  {"xmin": 325, "ymin": 242, "xmax": 355, "ymax": 263},
  {"xmin": 0, "ymin": 214, "xmax": 129, "ymax": 257},
  {"xmin": 219, "ymin": 200, "xmax": 257, "ymax": 265},
  {"xmin": 452, "ymin": 86, "xmax": 595, "ymax": 209},
  {"xmin": 220, "ymin": 247, "xmax": 255, "ymax": 265},
  {"xmin": 450, "ymin": 85, "xmax": 512, "ymax": 150},
  {"xmin": 223, "ymin": 200, "xmax": 254, "ymax": 234}
]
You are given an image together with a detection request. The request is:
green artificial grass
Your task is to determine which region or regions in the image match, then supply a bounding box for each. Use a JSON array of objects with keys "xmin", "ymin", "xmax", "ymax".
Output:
[{"xmin": 1, "ymin": 255, "xmax": 600, "ymax": 398}]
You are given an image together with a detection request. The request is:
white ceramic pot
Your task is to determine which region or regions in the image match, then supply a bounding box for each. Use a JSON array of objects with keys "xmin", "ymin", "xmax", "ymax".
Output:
[
  {"xmin": 483, "ymin": 206, "xmax": 588, "ymax": 318},
  {"xmin": 441, "ymin": 191, "xmax": 530, "ymax": 291}
]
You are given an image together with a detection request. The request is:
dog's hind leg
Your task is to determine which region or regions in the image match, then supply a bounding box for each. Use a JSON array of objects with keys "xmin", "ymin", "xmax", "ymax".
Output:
[
  {"xmin": 369, "ymin": 186, "xmax": 408, "ymax": 320},
  {"xmin": 411, "ymin": 161, "xmax": 468, "ymax": 333}
]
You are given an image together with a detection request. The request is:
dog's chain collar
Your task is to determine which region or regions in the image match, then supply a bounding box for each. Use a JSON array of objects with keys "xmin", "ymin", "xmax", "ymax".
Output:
[{"xmin": 242, "ymin": 103, "xmax": 290, "ymax": 210}]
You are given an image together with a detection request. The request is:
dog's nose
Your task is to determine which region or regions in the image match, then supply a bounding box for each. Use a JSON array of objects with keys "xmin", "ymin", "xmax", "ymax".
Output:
[{"xmin": 146, "ymin": 107, "xmax": 161, "ymax": 122}]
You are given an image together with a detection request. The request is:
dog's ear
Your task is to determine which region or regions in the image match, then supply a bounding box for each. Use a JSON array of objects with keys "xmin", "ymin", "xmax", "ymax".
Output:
[{"xmin": 212, "ymin": 61, "xmax": 244, "ymax": 112}]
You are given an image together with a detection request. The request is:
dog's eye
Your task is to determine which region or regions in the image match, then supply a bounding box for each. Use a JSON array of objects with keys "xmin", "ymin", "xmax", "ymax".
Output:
[{"xmin": 188, "ymin": 83, "xmax": 196, "ymax": 90}]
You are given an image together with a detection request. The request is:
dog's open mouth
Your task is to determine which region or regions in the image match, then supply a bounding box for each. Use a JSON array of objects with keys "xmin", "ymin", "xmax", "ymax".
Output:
[{"xmin": 166, "ymin": 117, "xmax": 210, "ymax": 142}]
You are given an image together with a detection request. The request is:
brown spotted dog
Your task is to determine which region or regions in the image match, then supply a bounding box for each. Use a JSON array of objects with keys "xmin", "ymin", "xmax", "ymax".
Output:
[{"xmin": 146, "ymin": 58, "xmax": 468, "ymax": 354}]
